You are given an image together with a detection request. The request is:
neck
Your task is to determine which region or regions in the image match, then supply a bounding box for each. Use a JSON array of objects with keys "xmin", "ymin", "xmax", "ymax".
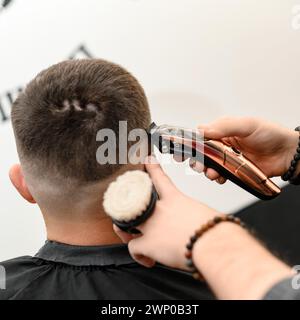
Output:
[{"xmin": 44, "ymin": 213, "xmax": 123, "ymax": 246}]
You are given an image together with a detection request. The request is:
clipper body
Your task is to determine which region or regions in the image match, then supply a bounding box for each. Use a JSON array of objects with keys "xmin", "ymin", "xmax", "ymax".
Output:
[{"xmin": 149, "ymin": 123, "xmax": 281, "ymax": 200}]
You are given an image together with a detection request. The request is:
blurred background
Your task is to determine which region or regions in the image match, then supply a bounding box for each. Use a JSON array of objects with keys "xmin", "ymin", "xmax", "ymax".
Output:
[{"xmin": 1, "ymin": 0, "xmax": 300, "ymax": 261}]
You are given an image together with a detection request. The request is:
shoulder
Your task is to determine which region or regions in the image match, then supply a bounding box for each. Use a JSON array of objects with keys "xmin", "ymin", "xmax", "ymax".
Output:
[
  {"xmin": 1, "ymin": 255, "xmax": 38, "ymax": 266},
  {"xmin": 0, "ymin": 256, "xmax": 50, "ymax": 300},
  {"xmin": 1, "ymin": 255, "xmax": 45, "ymax": 276}
]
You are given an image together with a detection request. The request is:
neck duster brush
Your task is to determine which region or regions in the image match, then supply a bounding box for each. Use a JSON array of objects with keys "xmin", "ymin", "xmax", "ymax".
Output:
[{"xmin": 103, "ymin": 171, "xmax": 158, "ymax": 234}]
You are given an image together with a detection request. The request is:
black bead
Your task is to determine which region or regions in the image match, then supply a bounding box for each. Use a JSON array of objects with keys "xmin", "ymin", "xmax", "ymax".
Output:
[
  {"xmin": 190, "ymin": 235, "xmax": 198, "ymax": 244},
  {"xmin": 297, "ymin": 147, "xmax": 300, "ymax": 153},
  {"xmin": 290, "ymin": 165, "xmax": 296, "ymax": 170},
  {"xmin": 291, "ymin": 160, "xmax": 297, "ymax": 167},
  {"xmin": 190, "ymin": 267, "xmax": 197, "ymax": 273},
  {"xmin": 186, "ymin": 259, "xmax": 194, "ymax": 268},
  {"xmin": 294, "ymin": 154, "xmax": 300, "ymax": 161},
  {"xmin": 282, "ymin": 172, "xmax": 290, "ymax": 181},
  {"xmin": 213, "ymin": 216, "xmax": 222, "ymax": 224},
  {"xmin": 295, "ymin": 126, "xmax": 300, "ymax": 132},
  {"xmin": 186, "ymin": 243, "xmax": 193, "ymax": 250}
]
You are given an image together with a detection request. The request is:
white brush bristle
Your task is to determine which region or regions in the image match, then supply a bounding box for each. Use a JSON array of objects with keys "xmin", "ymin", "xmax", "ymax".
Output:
[{"xmin": 103, "ymin": 170, "xmax": 153, "ymax": 222}]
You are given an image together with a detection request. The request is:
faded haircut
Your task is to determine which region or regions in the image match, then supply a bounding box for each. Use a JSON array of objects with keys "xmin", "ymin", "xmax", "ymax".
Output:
[{"xmin": 11, "ymin": 59, "xmax": 151, "ymax": 186}]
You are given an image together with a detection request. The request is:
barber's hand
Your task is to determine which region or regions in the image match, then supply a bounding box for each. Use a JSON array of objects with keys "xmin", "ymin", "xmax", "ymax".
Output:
[
  {"xmin": 114, "ymin": 158, "xmax": 219, "ymax": 270},
  {"xmin": 198, "ymin": 117, "xmax": 299, "ymax": 182}
]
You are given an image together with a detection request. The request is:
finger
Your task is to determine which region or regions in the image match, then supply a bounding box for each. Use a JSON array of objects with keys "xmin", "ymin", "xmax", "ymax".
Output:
[
  {"xmin": 205, "ymin": 168, "xmax": 220, "ymax": 180},
  {"xmin": 143, "ymin": 155, "xmax": 159, "ymax": 165},
  {"xmin": 198, "ymin": 117, "xmax": 258, "ymax": 140},
  {"xmin": 113, "ymin": 224, "xmax": 139, "ymax": 243},
  {"xmin": 220, "ymin": 137, "xmax": 233, "ymax": 146},
  {"xmin": 198, "ymin": 163, "xmax": 226, "ymax": 183},
  {"xmin": 189, "ymin": 159, "xmax": 205, "ymax": 173},
  {"xmin": 145, "ymin": 157, "xmax": 177, "ymax": 198},
  {"xmin": 216, "ymin": 176, "xmax": 227, "ymax": 184},
  {"xmin": 131, "ymin": 254, "xmax": 156, "ymax": 268},
  {"xmin": 128, "ymin": 239, "xmax": 156, "ymax": 268}
]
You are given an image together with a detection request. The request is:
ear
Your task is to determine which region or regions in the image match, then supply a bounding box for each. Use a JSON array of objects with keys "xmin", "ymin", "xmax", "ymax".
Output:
[{"xmin": 9, "ymin": 164, "xmax": 36, "ymax": 204}]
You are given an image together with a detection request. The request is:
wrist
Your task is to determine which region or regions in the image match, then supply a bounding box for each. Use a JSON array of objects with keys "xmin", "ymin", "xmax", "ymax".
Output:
[
  {"xmin": 185, "ymin": 215, "xmax": 245, "ymax": 279},
  {"xmin": 180, "ymin": 207, "xmax": 219, "ymax": 270},
  {"xmin": 192, "ymin": 221, "xmax": 292, "ymax": 299},
  {"xmin": 193, "ymin": 221, "xmax": 243, "ymax": 264},
  {"xmin": 191, "ymin": 221, "xmax": 243, "ymax": 279}
]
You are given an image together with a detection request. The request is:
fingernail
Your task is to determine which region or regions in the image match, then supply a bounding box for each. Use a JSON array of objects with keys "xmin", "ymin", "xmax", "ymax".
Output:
[{"xmin": 189, "ymin": 159, "xmax": 196, "ymax": 167}]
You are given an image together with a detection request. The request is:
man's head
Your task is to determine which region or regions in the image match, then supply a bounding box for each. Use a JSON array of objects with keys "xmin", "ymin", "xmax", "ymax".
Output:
[{"xmin": 10, "ymin": 59, "xmax": 151, "ymax": 217}]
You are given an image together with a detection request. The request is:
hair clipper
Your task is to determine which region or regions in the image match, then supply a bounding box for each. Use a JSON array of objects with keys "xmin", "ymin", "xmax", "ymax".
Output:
[{"xmin": 149, "ymin": 122, "xmax": 281, "ymax": 200}]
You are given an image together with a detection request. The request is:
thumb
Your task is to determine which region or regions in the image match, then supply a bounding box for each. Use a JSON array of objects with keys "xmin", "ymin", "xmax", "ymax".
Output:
[
  {"xmin": 198, "ymin": 117, "xmax": 258, "ymax": 140},
  {"xmin": 145, "ymin": 156, "xmax": 178, "ymax": 198},
  {"xmin": 113, "ymin": 224, "xmax": 140, "ymax": 243}
]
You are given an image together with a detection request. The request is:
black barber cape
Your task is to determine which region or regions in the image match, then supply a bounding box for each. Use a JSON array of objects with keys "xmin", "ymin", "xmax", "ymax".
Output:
[{"xmin": 0, "ymin": 241, "xmax": 214, "ymax": 300}]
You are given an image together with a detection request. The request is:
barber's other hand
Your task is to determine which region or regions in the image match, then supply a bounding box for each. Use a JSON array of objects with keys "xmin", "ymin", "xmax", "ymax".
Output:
[
  {"xmin": 114, "ymin": 158, "xmax": 218, "ymax": 270},
  {"xmin": 198, "ymin": 117, "xmax": 299, "ymax": 182}
]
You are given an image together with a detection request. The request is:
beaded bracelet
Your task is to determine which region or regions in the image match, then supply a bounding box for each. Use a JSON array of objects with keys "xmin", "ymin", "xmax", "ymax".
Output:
[
  {"xmin": 185, "ymin": 214, "xmax": 246, "ymax": 281},
  {"xmin": 281, "ymin": 126, "xmax": 300, "ymax": 184}
]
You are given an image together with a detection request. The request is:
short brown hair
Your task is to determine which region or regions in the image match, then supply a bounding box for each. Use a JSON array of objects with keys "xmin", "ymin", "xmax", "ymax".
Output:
[{"xmin": 11, "ymin": 59, "xmax": 151, "ymax": 182}]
